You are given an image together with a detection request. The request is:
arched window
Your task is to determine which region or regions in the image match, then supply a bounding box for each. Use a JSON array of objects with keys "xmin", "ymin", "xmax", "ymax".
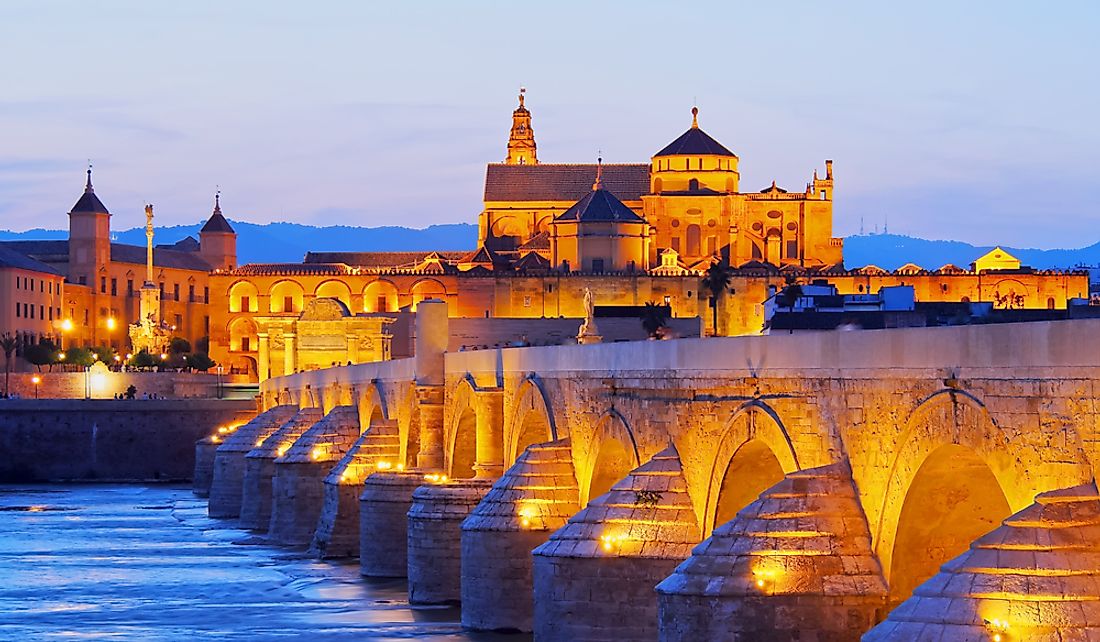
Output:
[
  {"xmin": 1047, "ymin": 297, "xmax": 1055, "ymax": 310},
  {"xmin": 686, "ymin": 224, "xmax": 701, "ymax": 256},
  {"xmin": 688, "ymin": 178, "xmax": 700, "ymax": 191}
]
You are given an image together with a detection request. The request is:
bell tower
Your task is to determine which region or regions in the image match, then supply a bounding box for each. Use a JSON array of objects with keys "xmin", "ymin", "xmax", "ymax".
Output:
[{"xmin": 504, "ymin": 87, "xmax": 538, "ymax": 165}]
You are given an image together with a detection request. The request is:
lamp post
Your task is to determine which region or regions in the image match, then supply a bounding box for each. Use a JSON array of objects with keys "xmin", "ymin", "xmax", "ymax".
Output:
[
  {"xmin": 216, "ymin": 365, "xmax": 224, "ymax": 399},
  {"xmin": 31, "ymin": 375, "xmax": 40, "ymax": 399}
]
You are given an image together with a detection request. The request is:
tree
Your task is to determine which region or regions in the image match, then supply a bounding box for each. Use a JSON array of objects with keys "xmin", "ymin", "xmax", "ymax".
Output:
[
  {"xmin": 169, "ymin": 337, "xmax": 191, "ymax": 355},
  {"xmin": 65, "ymin": 347, "xmax": 97, "ymax": 367},
  {"xmin": 195, "ymin": 336, "xmax": 210, "ymax": 355},
  {"xmin": 187, "ymin": 353, "xmax": 215, "ymax": 372},
  {"xmin": 0, "ymin": 333, "xmax": 18, "ymax": 397},
  {"xmin": 129, "ymin": 350, "xmax": 158, "ymax": 369},
  {"xmin": 89, "ymin": 345, "xmax": 115, "ymax": 365},
  {"xmin": 23, "ymin": 340, "xmax": 58, "ymax": 371},
  {"xmin": 640, "ymin": 302, "xmax": 670, "ymax": 339},
  {"xmin": 701, "ymin": 260, "xmax": 733, "ymax": 336}
]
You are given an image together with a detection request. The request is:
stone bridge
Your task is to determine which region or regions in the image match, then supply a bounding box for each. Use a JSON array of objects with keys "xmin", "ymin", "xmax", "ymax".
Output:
[{"xmin": 201, "ymin": 300, "xmax": 1100, "ymax": 641}]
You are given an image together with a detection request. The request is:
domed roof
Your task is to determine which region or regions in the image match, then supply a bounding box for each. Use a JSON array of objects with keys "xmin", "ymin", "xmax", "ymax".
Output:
[
  {"xmin": 555, "ymin": 188, "xmax": 644, "ymax": 223},
  {"xmin": 654, "ymin": 107, "xmax": 736, "ymax": 158},
  {"xmin": 200, "ymin": 193, "xmax": 235, "ymax": 233}
]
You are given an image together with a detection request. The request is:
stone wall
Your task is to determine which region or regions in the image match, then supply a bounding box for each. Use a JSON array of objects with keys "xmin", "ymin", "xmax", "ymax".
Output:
[
  {"xmin": 1, "ymin": 370, "xmax": 248, "ymax": 400},
  {"xmin": 0, "ymin": 398, "xmax": 256, "ymax": 481}
]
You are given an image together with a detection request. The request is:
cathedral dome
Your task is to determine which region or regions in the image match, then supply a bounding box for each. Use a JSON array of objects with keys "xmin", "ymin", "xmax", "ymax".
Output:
[{"xmin": 653, "ymin": 107, "xmax": 736, "ymax": 158}]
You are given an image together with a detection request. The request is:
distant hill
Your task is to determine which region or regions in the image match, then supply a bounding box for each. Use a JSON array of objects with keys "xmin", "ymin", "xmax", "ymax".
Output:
[
  {"xmin": 844, "ymin": 234, "xmax": 1100, "ymax": 271},
  {"xmin": 2, "ymin": 222, "xmax": 1097, "ymax": 271}
]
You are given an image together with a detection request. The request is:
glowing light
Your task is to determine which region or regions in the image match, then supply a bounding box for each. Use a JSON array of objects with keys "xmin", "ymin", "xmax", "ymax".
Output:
[
  {"xmin": 217, "ymin": 426, "xmax": 228, "ymax": 434},
  {"xmin": 126, "ymin": 353, "xmax": 133, "ymax": 360},
  {"xmin": 61, "ymin": 319, "xmax": 73, "ymax": 332},
  {"xmin": 255, "ymin": 439, "xmax": 264, "ymax": 447},
  {"xmin": 27, "ymin": 505, "xmax": 45, "ymax": 512},
  {"xmin": 160, "ymin": 353, "xmax": 168, "ymax": 360},
  {"xmin": 211, "ymin": 436, "xmax": 220, "ymax": 444},
  {"xmin": 752, "ymin": 569, "xmax": 776, "ymax": 593},
  {"xmin": 31, "ymin": 375, "xmax": 41, "ymax": 385},
  {"xmin": 276, "ymin": 446, "xmax": 288, "ymax": 457},
  {"xmin": 113, "ymin": 355, "xmax": 121, "ymax": 362},
  {"xmin": 106, "ymin": 317, "xmax": 116, "ymax": 330},
  {"xmin": 518, "ymin": 506, "xmax": 536, "ymax": 529},
  {"xmin": 396, "ymin": 463, "xmax": 405, "ymax": 471},
  {"xmin": 375, "ymin": 460, "xmax": 393, "ymax": 471},
  {"xmin": 985, "ymin": 618, "xmax": 1010, "ymax": 641},
  {"xmin": 310, "ymin": 447, "xmax": 324, "ymax": 460},
  {"xmin": 599, "ymin": 532, "xmax": 628, "ymax": 553},
  {"xmin": 424, "ymin": 473, "xmax": 448, "ymax": 484},
  {"xmin": 58, "ymin": 352, "xmax": 66, "ymax": 361}
]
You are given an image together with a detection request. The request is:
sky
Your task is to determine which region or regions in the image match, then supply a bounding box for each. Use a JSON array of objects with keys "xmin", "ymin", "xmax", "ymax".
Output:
[{"xmin": 1, "ymin": 1, "xmax": 1098, "ymax": 248}]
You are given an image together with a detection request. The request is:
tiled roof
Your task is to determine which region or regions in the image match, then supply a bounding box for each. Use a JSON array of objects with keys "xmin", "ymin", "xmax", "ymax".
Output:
[
  {"xmin": 513, "ymin": 251, "xmax": 551, "ymax": 271},
  {"xmin": 484, "ymin": 163, "xmax": 649, "ymax": 202},
  {"xmin": 555, "ymin": 188, "xmax": 645, "ymax": 223},
  {"xmin": 232, "ymin": 263, "xmax": 356, "ymax": 276},
  {"xmin": 0, "ymin": 240, "xmax": 213, "ymax": 272},
  {"xmin": 517, "ymin": 230, "xmax": 550, "ymax": 250},
  {"xmin": 111, "ymin": 243, "xmax": 213, "ymax": 271},
  {"xmin": 0, "ymin": 245, "xmax": 62, "ymax": 275},
  {"xmin": 304, "ymin": 251, "xmax": 466, "ymax": 268},
  {"xmin": 654, "ymin": 127, "xmax": 735, "ymax": 157},
  {"xmin": 201, "ymin": 211, "xmax": 235, "ymax": 234}
]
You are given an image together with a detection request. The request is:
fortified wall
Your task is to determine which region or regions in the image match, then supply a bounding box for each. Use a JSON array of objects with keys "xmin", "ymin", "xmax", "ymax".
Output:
[{"xmin": 220, "ymin": 303, "xmax": 1100, "ymax": 640}]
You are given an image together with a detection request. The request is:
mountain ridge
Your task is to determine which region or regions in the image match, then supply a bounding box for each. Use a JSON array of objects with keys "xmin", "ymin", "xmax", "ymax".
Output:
[{"xmin": 1, "ymin": 222, "xmax": 1097, "ymax": 271}]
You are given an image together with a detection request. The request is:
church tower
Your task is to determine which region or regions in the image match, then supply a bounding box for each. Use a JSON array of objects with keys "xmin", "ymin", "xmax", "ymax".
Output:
[
  {"xmin": 68, "ymin": 166, "xmax": 111, "ymax": 287},
  {"xmin": 504, "ymin": 88, "xmax": 538, "ymax": 165},
  {"xmin": 199, "ymin": 191, "xmax": 237, "ymax": 271}
]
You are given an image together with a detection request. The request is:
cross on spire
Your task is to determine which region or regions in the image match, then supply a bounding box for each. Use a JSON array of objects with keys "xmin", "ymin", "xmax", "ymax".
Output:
[
  {"xmin": 593, "ymin": 152, "xmax": 603, "ymax": 191},
  {"xmin": 85, "ymin": 160, "xmax": 94, "ymax": 193},
  {"xmin": 214, "ymin": 185, "xmax": 221, "ymax": 213}
]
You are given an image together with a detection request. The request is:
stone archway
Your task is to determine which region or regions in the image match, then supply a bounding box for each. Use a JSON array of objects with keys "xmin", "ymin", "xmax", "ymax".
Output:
[
  {"xmin": 872, "ymin": 388, "xmax": 1077, "ymax": 598},
  {"xmin": 356, "ymin": 382, "xmax": 389, "ymax": 435},
  {"xmin": 445, "ymin": 378, "xmax": 479, "ymax": 480},
  {"xmin": 702, "ymin": 400, "xmax": 800, "ymax": 536},
  {"xmin": 579, "ymin": 410, "xmax": 640, "ymax": 507},
  {"xmin": 505, "ymin": 377, "xmax": 557, "ymax": 464},
  {"xmin": 888, "ymin": 443, "xmax": 1010, "ymax": 607}
]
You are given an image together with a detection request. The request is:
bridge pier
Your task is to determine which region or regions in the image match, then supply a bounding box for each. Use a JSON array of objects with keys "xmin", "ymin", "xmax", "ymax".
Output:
[
  {"xmin": 358, "ymin": 470, "xmax": 423, "ymax": 577},
  {"xmin": 461, "ymin": 439, "xmax": 580, "ymax": 632},
  {"xmin": 311, "ymin": 419, "xmax": 400, "ymax": 558},
  {"xmin": 656, "ymin": 463, "xmax": 887, "ymax": 642},
  {"xmin": 208, "ymin": 405, "xmax": 298, "ymax": 518},
  {"xmin": 268, "ymin": 406, "xmax": 359, "ymax": 547},
  {"xmin": 865, "ymin": 482, "xmax": 1100, "ymax": 641},
  {"xmin": 193, "ymin": 435, "xmax": 219, "ymax": 497},
  {"xmin": 407, "ymin": 478, "xmax": 494, "ymax": 604},
  {"xmin": 239, "ymin": 407, "xmax": 322, "ymax": 531},
  {"xmin": 533, "ymin": 446, "xmax": 701, "ymax": 641}
]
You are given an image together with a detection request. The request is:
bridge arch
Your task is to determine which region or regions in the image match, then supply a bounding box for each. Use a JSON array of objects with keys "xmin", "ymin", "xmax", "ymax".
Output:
[
  {"xmin": 445, "ymin": 377, "xmax": 479, "ymax": 479},
  {"xmin": 578, "ymin": 409, "xmax": 641, "ymax": 507},
  {"xmin": 396, "ymin": 382, "xmax": 420, "ymax": 469},
  {"xmin": 356, "ymin": 381, "xmax": 389, "ymax": 432},
  {"xmin": 504, "ymin": 376, "xmax": 557, "ymax": 465},
  {"xmin": 874, "ymin": 389, "xmax": 1039, "ymax": 606},
  {"xmin": 702, "ymin": 400, "xmax": 800, "ymax": 536}
]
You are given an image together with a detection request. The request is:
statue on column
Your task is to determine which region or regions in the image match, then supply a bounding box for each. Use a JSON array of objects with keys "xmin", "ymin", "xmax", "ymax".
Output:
[{"xmin": 128, "ymin": 204, "xmax": 171, "ymax": 356}]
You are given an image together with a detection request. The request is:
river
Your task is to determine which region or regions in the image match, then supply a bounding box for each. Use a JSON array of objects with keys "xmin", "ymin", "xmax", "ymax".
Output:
[{"xmin": 0, "ymin": 484, "xmax": 529, "ymax": 641}]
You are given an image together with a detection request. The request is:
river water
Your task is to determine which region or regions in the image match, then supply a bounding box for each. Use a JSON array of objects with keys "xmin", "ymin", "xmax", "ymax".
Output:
[{"xmin": 0, "ymin": 485, "xmax": 530, "ymax": 641}]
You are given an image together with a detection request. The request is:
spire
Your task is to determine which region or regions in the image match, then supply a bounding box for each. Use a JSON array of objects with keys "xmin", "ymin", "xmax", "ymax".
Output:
[
  {"xmin": 593, "ymin": 154, "xmax": 603, "ymax": 191},
  {"xmin": 691, "ymin": 106, "xmax": 699, "ymax": 129},
  {"xmin": 214, "ymin": 187, "xmax": 221, "ymax": 214},
  {"xmin": 85, "ymin": 161, "xmax": 94, "ymax": 193},
  {"xmin": 505, "ymin": 87, "xmax": 537, "ymax": 165}
]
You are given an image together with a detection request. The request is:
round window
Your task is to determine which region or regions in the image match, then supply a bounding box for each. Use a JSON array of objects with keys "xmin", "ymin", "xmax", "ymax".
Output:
[
  {"xmin": 671, "ymin": 220, "xmax": 681, "ymax": 228},
  {"xmin": 767, "ymin": 210, "xmax": 782, "ymax": 219},
  {"xmin": 751, "ymin": 221, "xmax": 763, "ymax": 232},
  {"xmin": 707, "ymin": 219, "xmax": 717, "ymax": 228},
  {"xmin": 786, "ymin": 222, "xmax": 797, "ymax": 231}
]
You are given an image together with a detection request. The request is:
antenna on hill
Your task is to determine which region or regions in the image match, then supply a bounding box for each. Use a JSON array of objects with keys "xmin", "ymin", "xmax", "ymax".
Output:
[
  {"xmin": 860, "ymin": 216, "xmax": 864, "ymax": 235},
  {"xmin": 884, "ymin": 213, "xmax": 889, "ymax": 235}
]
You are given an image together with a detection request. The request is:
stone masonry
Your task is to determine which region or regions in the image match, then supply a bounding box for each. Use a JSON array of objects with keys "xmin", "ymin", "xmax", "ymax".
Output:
[
  {"xmin": 239, "ymin": 407, "xmax": 322, "ymax": 531},
  {"xmin": 208, "ymin": 405, "xmax": 298, "ymax": 518}
]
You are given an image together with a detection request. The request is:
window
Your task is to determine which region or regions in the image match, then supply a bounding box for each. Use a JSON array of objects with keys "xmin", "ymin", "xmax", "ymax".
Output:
[
  {"xmin": 189, "ymin": 285, "xmax": 195, "ymax": 302},
  {"xmin": 240, "ymin": 337, "xmax": 250, "ymax": 352},
  {"xmin": 174, "ymin": 314, "xmax": 182, "ymax": 329},
  {"xmin": 127, "ymin": 279, "xmax": 134, "ymax": 296},
  {"xmin": 786, "ymin": 240, "xmax": 798, "ymax": 258},
  {"xmin": 159, "ymin": 283, "xmax": 165, "ymax": 297},
  {"xmin": 664, "ymin": 295, "xmax": 671, "ymax": 305},
  {"xmin": 39, "ymin": 305, "xmax": 44, "ymax": 319},
  {"xmin": 688, "ymin": 178, "xmax": 700, "ymax": 191},
  {"xmin": 376, "ymin": 296, "xmax": 388, "ymax": 312},
  {"xmin": 29, "ymin": 305, "xmax": 34, "ymax": 319},
  {"xmin": 591, "ymin": 258, "xmax": 605, "ymax": 273},
  {"xmin": 523, "ymin": 296, "xmax": 532, "ymax": 308},
  {"xmin": 686, "ymin": 224, "xmax": 701, "ymax": 256},
  {"xmin": 49, "ymin": 307, "xmax": 53, "ymax": 321},
  {"xmin": 100, "ymin": 277, "xmax": 107, "ymax": 293},
  {"xmin": 1047, "ymin": 297, "xmax": 1055, "ymax": 310},
  {"xmin": 240, "ymin": 296, "xmax": 251, "ymax": 312},
  {"xmin": 204, "ymin": 287, "xmax": 209, "ymax": 304},
  {"xmin": 284, "ymin": 296, "xmax": 294, "ymax": 313},
  {"xmin": 110, "ymin": 278, "xmax": 117, "ymax": 296},
  {"xmin": 547, "ymin": 284, "xmax": 553, "ymax": 293},
  {"xmin": 671, "ymin": 237, "xmax": 681, "ymax": 252},
  {"xmin": 15, "ymin": 304, "xmax": 19, "ymax": 318},
  {"xmin": 173, "ymin": 284, "xmax": 180, "ymax": 301}
]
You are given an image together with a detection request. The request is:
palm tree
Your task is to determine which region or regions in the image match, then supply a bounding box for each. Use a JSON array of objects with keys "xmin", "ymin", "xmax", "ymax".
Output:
[
  {"xmin": 701, "ymin": 260, "xmax": 733, "ymax": 336},
  {"xmin": 0, "ymin": 333, "xmax": 19, "ymax": 398},
  {"xmin": 640, "ymin": 302, "xmax": 670, "ymax": 339}
]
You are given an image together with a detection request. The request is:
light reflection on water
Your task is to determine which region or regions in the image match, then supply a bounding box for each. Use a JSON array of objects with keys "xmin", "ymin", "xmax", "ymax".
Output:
[{"xmin": 0, "ymin": 485, "xmax": 530, "ymax": 642}]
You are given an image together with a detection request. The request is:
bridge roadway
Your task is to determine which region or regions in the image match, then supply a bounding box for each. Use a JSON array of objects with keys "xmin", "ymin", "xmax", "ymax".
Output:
[{"xmin": 201, "ymin": 301, "xmax": 1100, "ymax": 641}]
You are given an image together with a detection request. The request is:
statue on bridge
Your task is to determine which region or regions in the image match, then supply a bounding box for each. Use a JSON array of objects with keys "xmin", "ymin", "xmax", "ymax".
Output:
[{"xmin": 576, "ymin": 288, "xmax": 602, "ymax": 345}]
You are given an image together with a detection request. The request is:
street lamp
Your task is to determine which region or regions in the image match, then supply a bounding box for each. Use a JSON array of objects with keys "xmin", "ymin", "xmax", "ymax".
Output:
[{"xmin": 31, "ymin": 375, "xmax": 40, "ymax": 399}]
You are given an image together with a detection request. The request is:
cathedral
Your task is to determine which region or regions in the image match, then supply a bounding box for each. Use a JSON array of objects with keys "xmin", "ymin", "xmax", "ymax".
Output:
[{"xmin": 480, "ymin": 90, "xmax": 842, "ymax": 272}]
